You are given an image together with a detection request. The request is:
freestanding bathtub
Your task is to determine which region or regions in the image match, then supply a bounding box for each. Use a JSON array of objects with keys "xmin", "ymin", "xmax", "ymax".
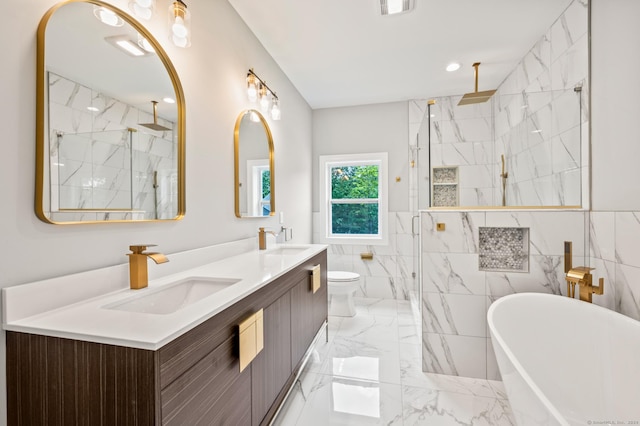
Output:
[{"xmin": 488, "ymin": 293, "xmax": 640, "ymax": 425}]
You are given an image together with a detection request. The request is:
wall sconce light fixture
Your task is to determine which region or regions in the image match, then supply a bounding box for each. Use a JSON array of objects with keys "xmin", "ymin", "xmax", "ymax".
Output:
[
  {"xmin": 168, "ymin": 0, "xmax": 191, "ymax": 48},
  {"xmin": 94, "ymin": 2, "xmax": 192, "ymax": 49},
  {"xmin": 246, "ymin": 69, "xmax": 281, "ymax": 120}
]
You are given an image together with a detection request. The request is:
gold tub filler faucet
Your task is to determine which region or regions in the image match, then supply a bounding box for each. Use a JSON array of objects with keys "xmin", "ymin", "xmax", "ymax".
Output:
[{"xmin": 564, "ymin": 241, "xmax": 604, "ymax": 303}]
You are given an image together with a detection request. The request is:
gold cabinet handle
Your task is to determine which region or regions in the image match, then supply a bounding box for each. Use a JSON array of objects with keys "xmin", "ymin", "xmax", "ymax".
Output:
[
  {"xmin": 310, "ymin": 264, "xmax": 321, "ymax": 293},
  {"xmin": 238, "ymin": 309, "xmax": 264, "ymax": 372}
]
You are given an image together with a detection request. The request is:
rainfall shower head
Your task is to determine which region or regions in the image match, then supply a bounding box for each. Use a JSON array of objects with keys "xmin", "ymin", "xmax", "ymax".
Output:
[
  {"xmin": 139, "ymin": 101, "xmax": 172, "ymax": 132},
  {"xmin": 458, "ymin": 62, "xmax": 496, "ymax": 106}
]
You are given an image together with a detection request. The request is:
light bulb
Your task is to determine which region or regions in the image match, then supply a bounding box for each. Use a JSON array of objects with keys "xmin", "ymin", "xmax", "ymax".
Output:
[
  {"xmin": 94, "ymin": 7, "xmax": 123, "ymax": 27},
  {"xmin": 260, "ymin": 87, "xmax": 270, "ymax": 112},
  {"xmin": 136, "ymin": 0, "xmax": 152, "ymax": 7},
  {"xmin": 172, "ymin": 34, "xmax": 188, "ymax": 48},
  {"xmin": 247, "ymin": 84, "xmax": 257, "ymax": 102},
  {"xmin": 132, "ymin": 4, "xmax": 152, "ymax": 20},
  {"xmin": 172, "ymin": 16, "xmax": 188, "ymax": 38},
  {"xmin": 271, "ymin": 100, "xmax": 281, "ymax": 120}
]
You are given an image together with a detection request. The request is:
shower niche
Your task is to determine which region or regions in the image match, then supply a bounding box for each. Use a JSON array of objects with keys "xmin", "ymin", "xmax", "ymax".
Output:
[{"xmin": 431, "ymin": 166, "xmax": 459, "ymax": 207}]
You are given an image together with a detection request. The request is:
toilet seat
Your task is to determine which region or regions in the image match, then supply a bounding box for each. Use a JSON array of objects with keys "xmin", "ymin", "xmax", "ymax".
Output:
[{"xmin": 328, "ymin": 271, "xmax": 359, "ymax": 282}]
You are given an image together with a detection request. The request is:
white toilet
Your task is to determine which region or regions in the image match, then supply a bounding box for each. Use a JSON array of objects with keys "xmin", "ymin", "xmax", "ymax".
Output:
[{"xmin": 327, "ymin": 271, "xmax": 360, "ymax": 317}]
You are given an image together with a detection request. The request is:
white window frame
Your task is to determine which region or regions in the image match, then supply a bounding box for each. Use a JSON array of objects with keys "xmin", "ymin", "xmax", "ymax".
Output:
[{"xmin": 318, "ymin": 152, "xmax": 388, "ymax": 245}]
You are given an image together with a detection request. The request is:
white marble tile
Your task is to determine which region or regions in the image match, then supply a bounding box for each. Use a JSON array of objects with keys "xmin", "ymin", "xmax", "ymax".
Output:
[
  {"xmin": 396, "ymin": 234, "xmax": 414, "ymax": 257},
  {"xmin": 486, "ymin": 255, "xmax": 566, "ymax": 298},
  {"xmin": 336, "ymin": 314, "xmax": 399, "ymax": 345},
  {"xmin": 287, "ymin": 373, "xmax": 404, "ymax": 426},
  {"xmin": 423, "ymin": 252, "xmax": 486, "ymax": 296},
  {"xmin": 400, "ymin": 343, "xmax": 495, "ymax": 398},
  {"xmin": 402, "ymin": 385, "xmax": 515, "ymax": 426},
  {"xmin": 422, "ymin": 212, "xmax": 484, "ymax": 254},
  {"xmin": 614, "ymin": 263, "xmax": 640, "ymax": 321},
  {"xmin": 354, "ymin": 297, "xmax": 398, "ymax": 317},
  {"xmin": 422, "ymin": 333, "xmax": 487, "ymax": 379},
  {"xmin": 486, "ymin": 339, "xmax": 502, "ymax": 381},
  {"xmin": 321, "ymin": 337, "xmax": 401, "ymax": 385},
  {"xmin": 353, "ymin": 255, "xmax": 397, "ymax": 278},
  {"xmin": 327, "ymin": 254, "xmax": 353, "ymax": 272},
  {"xmin": 484, "ymin": 211, "xmax": 586, "ymax": 256},
  {"xmin": 589, "ymin": 211, "xmax": 615, "ymax": 262},
  {"xmin": 357, "ymin": 276, "xmax": 397, "ymax": 299},
  {"xmin": 423, "ymin": 293, "xmax": 487, "ymax": 338},
  {"xmin": 615, "ymin": 212, "xmax": 640, "ymax": 268}
]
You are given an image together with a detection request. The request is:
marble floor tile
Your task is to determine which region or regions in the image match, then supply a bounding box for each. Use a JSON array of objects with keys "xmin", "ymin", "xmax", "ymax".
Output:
[
  {"xmin": 336, "ymin": 314, "xmax": 400, "ymax": 345},
  {"xmin": 276, "ymin": 372, "xmax": 404, "ymax": 426},
  {"xmin": 354, "ymin": 297, "xmax": 400, "ymax": 317},
  {"xmin": 402, "ymin": 385, "xmax": 515, "ymax": 426},
  {"xmin": 321, "ymin": 337, "xmax": 402, "ymax": 385},
  {"xmin": 274, "ymin": 297, "xmax": 515, "ymax": 425}
]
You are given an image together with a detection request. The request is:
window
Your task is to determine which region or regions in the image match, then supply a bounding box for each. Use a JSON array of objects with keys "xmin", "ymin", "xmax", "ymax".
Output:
[{"xmin": 319, "ymin": 153, "xmax": 388, "ymax": 245}]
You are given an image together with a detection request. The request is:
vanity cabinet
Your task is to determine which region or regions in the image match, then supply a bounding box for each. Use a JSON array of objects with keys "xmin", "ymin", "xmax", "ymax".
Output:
[{"xmin": 6, "ymin": 250, "xmax": 327, "ymax": 426}]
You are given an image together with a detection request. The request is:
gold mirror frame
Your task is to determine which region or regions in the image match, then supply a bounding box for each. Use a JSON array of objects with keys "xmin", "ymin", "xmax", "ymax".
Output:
[
  {"xmin": 35, "ymin": 0, "xmax": 186, "ymax": 224},
  {"xmin": 234, "ymin": 110, "xmax": 275, "ymax": 218}
]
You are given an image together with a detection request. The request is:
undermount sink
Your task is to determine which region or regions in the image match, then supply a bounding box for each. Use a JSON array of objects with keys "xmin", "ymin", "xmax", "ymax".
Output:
[
  {"xmin": 264, "ymin": 247, "xmax": 308, "ymax": 256},
  {"xmin": 104, "ymin": 277, "xmax": 240, "ymax": 315}
]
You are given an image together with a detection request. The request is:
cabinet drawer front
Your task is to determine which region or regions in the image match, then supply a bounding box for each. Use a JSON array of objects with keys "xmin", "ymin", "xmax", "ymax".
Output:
[{"xmin": 161, "ymin": 336, "xmax": 251, "ymax": 425}]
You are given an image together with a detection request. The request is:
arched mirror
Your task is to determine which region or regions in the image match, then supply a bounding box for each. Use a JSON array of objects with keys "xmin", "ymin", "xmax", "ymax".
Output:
[
  {"xmin": 36, "ymin": 0, "xmax": 186, "ymax": 223},
  {"xmin": 234, "ymin": 110, "xmax": 275, "ymax": 218}
]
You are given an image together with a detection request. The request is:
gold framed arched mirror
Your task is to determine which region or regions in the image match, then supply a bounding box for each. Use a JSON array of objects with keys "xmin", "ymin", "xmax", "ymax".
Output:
[
  {"xmin": 234, "ymin": 110, "xmax": 275, "ymax": 218},
  {"xmin": 36, "ymin": 0, "xmax": 186, "ymax": 223}
]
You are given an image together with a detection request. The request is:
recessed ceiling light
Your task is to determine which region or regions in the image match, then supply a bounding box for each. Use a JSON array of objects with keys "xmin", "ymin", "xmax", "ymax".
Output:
[
  {"xmin": 532, "ymin": 129, "xmax": 542, "ymax": 133},
  {"xmin": 87, "ymin": 106, "xmax": 100, "ymax": 112},
  {"xmin": 162, "ymin": 97, "xmax": 176, "ymax": 104},
  {"xmin": 105, "ymin": 35, "xmax": 149, "ymax": 57},
  {"xmin": 380, "ymin": 0, "xmax": 413, "ymax": 16},
  {"xmin": 446, "ymin": 62, "xmax": 461, "ymax": 72}
]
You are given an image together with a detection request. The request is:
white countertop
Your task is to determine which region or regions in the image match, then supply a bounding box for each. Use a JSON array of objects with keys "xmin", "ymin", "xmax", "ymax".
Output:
[{"xmin": 2, "ymin": 244, "xmax": 327, "ymax": 350}]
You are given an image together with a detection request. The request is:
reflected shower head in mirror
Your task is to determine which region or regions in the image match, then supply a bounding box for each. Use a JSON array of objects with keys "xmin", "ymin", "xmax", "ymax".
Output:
[
  {"xmin": 139, "ymin": 100, "xmax": 172, "ymax": 131},
  {"xmin": 458, "ymin": 62, "xmax": 496, "ymax": 106}
]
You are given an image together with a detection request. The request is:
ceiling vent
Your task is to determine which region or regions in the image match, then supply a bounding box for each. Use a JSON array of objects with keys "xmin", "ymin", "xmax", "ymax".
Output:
[{"xmin": 380, "ymin": 0, "xmax": 413, "ymax": 16}]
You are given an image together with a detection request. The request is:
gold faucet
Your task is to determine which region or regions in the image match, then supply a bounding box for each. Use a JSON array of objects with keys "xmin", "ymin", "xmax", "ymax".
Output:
[
  {"xmin": 563, "ymin": 241, "xmax": 604, "ymax": 303},
  {"xmin": 127, "ymin": 245, "xmax": 169, "ymax": 290},
  {"xmin": 565, "ymin": 267, "xmax": 604, "ymax": 303},
  {"xmin": 258, "ymin": 227, "xmax": 279, "ymax": 250}
]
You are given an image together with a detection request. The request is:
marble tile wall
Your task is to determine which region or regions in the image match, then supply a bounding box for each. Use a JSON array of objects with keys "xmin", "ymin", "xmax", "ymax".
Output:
[
  {"xmin": 313, "ymin": 212, "xmax": 418, "ymax": 302},
  {"xmin": 48, "ymin": 72, "xmax": 177, "ymax": 221},
  {"xmin": 494, "ymin": 0, "xmax": 588, "ymax": 207},
  {"xmin": 409, "ymin": 0, "xmax": 588, "ymax": 208},
  {"xmin": 421, "ymin": 210, "xmax": 588, "ymax": 380},
  {"xmin": 589, "ymin": 211, "xmax": 640, "ymax": 320}
]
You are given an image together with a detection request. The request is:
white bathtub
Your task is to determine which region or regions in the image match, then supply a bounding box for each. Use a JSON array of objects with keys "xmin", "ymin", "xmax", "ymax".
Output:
[{"xmin": 488, "ymin": 293, "xmax": 640, "ymax": 426}]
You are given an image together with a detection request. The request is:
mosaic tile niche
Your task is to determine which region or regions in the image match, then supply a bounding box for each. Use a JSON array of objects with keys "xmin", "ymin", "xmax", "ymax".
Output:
[
  {"xmin": 479, "ymin": 227, "xmax": 530, "ymax": 272},
  {"xmin": 432, "ymin": 166, "xmax": 458, "ymax": 207}
]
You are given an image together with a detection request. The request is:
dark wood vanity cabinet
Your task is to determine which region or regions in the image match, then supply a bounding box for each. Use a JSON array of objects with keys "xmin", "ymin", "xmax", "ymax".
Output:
[{"xmin": 6, "ymin": 250, "xmax": 327, "ymax": 426}]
